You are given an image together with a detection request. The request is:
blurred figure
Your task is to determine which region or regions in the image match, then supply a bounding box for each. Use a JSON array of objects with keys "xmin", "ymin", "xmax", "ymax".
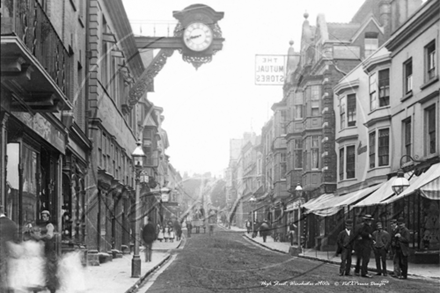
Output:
[
  {"xmin": 245, "ymin": 219, "xmax": 252, "ymax": 234},
  {"xmin": 252, "ymin": 220, "xmax": 260, "ymax": 238},
  {"xmin": 141, "ymin": 217, "xmax": 156, "ymax": 262},
  {"xmin": 389, "ymin": 219, "xmax": 401, "ymax": 278},
  {"xmin": 288, "ymin": 221, "xmax": 297, "ymax": 245},
  {"xmin": 173, "ymin": 219, "xmax": 182, "ymax": 241},
  {"xmin": 157, "ymin": 224, "xmax": 164, "ymax": 242},
  {"xmin": 394, "ymin": 217, "xmax": 410, "ymax": 279},
  {"xmin": 31, "ymin": 210, "xmax": 59, "ymax": 293},
  {"xmin": 372, "ymin": 222, "xmax": 390, "ymax": 276},
  {"xmin": 336, "ymin": 219, "xmax": 354, "ymax": 276},
  {"xmin": 0, "ymin": 205, "xmax": 19, "ymax": 293},
  {"xmin": 259, "ymin": 219, "xmax": 270, "ymax": 243},
  {"xmin": 57, "ymin": 251, "xmax": 86, "ymax": 293},
  {"xmin": 186, "ymin": 218, "xmax": 192, "ymax": 238}
]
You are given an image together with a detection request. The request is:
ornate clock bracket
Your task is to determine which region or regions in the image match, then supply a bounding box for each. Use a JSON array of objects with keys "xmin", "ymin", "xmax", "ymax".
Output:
[{"xmin": 125, "ymin": 4, "xmax": 224, "ymax": 106}]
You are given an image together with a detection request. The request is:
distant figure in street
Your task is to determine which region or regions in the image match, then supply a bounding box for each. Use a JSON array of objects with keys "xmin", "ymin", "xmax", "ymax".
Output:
[
  {"xmin": 31, "ymin": 210, "xmax": 59, "ymax": 293},
  {"xmin": 253, "ymin": 220, "xmax": 260, "ymax": 238},
  {"xmin": 394, "ymin": 217, "xmax": 410, "ymax": 279},
  {"xmin": 259, "ymin": 219, "xmax": 271, "ymax": 243},
  {"xmin": 354, "ymin": 214, "xmax": 374, "ymax": 278},
  {"xmin": 141, "ymin": 217, "xmax": 156, "ymax": 262},
  {"xmin": 389, "ymin": 219, "xmax": 401, "ymax": 278},
  {"xmin": 336, "ymin": 219, "xmax": 354, "ymax": 276},
  {"xmin": 186, "ymin": 218, "xmax": 192, "ymax": 238},
  {"xmin": 245, "ymin": 219, "xmax": 252, "ymax": 234},
  {"xmin": 288, "ymin": 221, "xmax": 297, "ymax": 245},
  {"xmin": 0, "ymin": 205, "xmax": 19, "ymax": 293},
  {"xmin": 372, "ymin": 222, "xmax": 390, "ymax": 276},
  {"xmin": 173, "ymin": 219, "xmax": 182, "ymax": 241}
]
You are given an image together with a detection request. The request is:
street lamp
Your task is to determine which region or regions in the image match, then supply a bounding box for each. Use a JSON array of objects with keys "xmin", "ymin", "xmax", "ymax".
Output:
[
  {"xmin": 249, "ymin": 196, "xmax": 256, "ymax": 236},
  {"xmin": 392, "ymin": 155, "xmax": 422, "ymax": 195},
  {"xmin": 131, "ymin": 139, "xmax": 145, "ymax": 278},
  {"xmin": 295, "ymin": 183, "xmax": 304, "ymax": 250}
]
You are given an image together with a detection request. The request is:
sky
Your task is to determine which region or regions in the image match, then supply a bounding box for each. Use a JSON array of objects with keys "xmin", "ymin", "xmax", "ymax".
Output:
[{"xmin": 122, "ymin": 0, "xmax": 366, "ymax": 176}]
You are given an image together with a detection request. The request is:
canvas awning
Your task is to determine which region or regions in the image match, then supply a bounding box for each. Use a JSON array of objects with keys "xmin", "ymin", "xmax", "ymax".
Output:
[
  {"xmin": 382, "ymin": 163, "xmax": 440, "ymax": 204},
  {"xmin": 306, "ymin": 184, "xmax": 382, "ymax": 217},
  {"xmin": 302, "ymin": 193, "xmax": 334, "ymax": 211},
  {"xmin": 353, "ymin": 172, "xmax": 418, "ymax": 207}
]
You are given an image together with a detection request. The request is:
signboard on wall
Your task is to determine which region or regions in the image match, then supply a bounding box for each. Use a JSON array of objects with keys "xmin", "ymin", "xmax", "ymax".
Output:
[{"xmin": 255, "ymin": 55, "xmax": 286, "ymax": 85}]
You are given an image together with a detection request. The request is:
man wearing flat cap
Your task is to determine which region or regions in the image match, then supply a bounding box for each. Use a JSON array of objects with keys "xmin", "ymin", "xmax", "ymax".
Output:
[
  {"xmin": 354, "ymin": 214, "xmax": 374, "ymax": 278},
  {"xmin": 372, "ymin": 222, "xmax": 390, "ymax": 276},
  {"xmin": 394, "ymin": 217, "xmax": 410, "ymax": 279},
  {"xmin": 337, "ymin": 219, "xmax": 354, "ymax": 276}
]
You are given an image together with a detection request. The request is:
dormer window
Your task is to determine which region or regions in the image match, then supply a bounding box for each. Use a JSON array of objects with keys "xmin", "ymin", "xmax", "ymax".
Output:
[{"xmin": 365, "ymin": 32, "xmax": 379, "ymax": 58}]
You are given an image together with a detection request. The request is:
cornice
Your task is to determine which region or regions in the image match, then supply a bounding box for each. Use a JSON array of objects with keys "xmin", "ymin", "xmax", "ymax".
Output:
[
  {"xmin": 334, "ymin": 79, "xmax": 360, "ymax": 96},
  {"xmin": 363, "ymin": 114, "xmax": 391, "ymax": 128},
  {"xmin": 362, "ymin": 53, "xmax": 391, "ymax": 74},
  {"xmin": 386, "ymin": 0, "xmax": 440, "ymax": 52}
]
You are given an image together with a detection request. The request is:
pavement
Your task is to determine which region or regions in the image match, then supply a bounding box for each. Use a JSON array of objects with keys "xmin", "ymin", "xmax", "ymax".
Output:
[
  {"xmin": 80, "ymin": 225, "xmax": 439, "ymax": 293},
  {"xmin": 82, "ymin": 239, "xmax": 182, "ymax": 293},
  {"xmin": 223, "ymin": 225, "xmax": 440, "ymax": 280}
]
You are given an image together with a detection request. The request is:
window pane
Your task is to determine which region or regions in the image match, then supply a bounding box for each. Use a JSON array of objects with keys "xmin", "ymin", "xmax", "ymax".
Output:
[
  {"xmin": 346, "ymin": 146, "xmax": 355, "ymax": 179},
  {"xmin": 378, "ymin": 129, "xmax": 390, "ymax": 166},
  {"xmin": 339, "ymin": 148, "xmax": 344, "ymax": 180},
  {"xmin": 347, "ymin": 94, "xmax": 356, "ymax": 126},
  {"xmin": 404, "ymin": 119, "xmax": 412, "ymax": 158},
  {"xmin": 369, "ymin": 132, "xmax": 376, "ymax": 168},
  {"xmin": 379, "ymin": 69, "xmax": 390, "ymax": 106}
]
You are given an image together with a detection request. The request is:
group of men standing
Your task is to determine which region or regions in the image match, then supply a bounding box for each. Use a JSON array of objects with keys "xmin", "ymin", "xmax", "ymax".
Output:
[{"xmin": 337, "ymin": 214, "xmax": 410, "ymax": 279}]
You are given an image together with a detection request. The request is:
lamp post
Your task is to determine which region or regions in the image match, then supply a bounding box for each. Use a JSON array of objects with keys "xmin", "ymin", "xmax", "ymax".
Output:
[
  {"xmin": 295, "ymin": 183, "xmax": 303, "ymax": 250},
  {"xmin": 249, "ymin": 196, "xmax": 256, "ymax": 236},
  {"xmin": 131, "ymin": 140, "xmax": 145, "ymax": 278},
  {"xmin": 391, "ymin": 155, "xmax": 422, "ymax": 195}
]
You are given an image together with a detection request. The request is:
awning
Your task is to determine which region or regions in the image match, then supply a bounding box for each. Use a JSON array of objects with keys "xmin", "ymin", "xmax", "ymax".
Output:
[
  {"xmin": 420, "ymin": 176, "xmax": 440, "ymax": 200},
  {"xmin": 306, "ymin": 184, "xmax": 382, "ymax": 217},
  {"xmin": 303, "ymin": 193, "xmax": 335, "ymax": 212},
  {"xmin": 354, "ymin": 172, "xmax": 418, "ymax": 207},
  {"xmin": 382, "ymin": 163, "xmax": 440, "ymax": 204}
]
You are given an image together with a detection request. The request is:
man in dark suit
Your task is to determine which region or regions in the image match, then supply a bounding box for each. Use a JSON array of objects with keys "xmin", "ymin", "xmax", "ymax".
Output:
[
  {"xmin": 0, "ymin": 205, "xmax": 19, "ymax": 293},
  {"xmin": 389, "ymin": 219, "xmax": 401, "ymax": 278},
  {"xmin": 141, "ymin": 217, "xmax": 156, "ymax": 262},
  {"xmin": 394, "ymin": 217, "xmax": 410, "ymax": 279},
  {"xmin": 354, "ymin": 214, "xmax": 374, "ymax": 278},
  {"xmin": 337, "ymin": 219, "xmax": 354, "ymax": 276}
]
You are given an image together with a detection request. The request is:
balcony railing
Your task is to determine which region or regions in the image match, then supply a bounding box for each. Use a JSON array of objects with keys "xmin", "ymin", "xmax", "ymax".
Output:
[{"xmin": 1, "ymin": 0, "xmax": 71, "ymax": 99}]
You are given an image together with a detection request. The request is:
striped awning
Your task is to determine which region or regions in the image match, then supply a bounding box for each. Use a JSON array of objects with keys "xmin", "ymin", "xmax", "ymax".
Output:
[
  {"xmin": 354, "ymin": 172, "xmax": 418, "ymax": 207},
  {"xmin": 420, "ymin": 176, "xmax": 440, "ymax": 200},
  {"xmin": 382, "ymin": 163, "xmax": 440, "ymax": 204}
]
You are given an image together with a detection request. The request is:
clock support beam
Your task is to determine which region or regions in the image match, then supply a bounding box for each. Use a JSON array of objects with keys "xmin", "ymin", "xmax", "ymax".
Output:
[{"xmin": 125, "ymin": 4, "xmax": 224, "ymax": 107}]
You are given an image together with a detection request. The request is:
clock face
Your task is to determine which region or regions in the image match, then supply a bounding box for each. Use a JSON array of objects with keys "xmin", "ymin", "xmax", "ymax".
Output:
[{"xmin": 183, "ymin": 22, "xmax": 213, "ymax": 52}]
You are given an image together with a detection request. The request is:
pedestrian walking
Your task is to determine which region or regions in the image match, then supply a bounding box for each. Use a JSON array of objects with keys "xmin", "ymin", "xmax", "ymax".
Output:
[
  {"xmin": 157, "ymin": 224, "xmax": 164, "ymax": 242},
  {"xmin": 186, "ymin": 218, "xmax": 192, "ymax": 238},
  {"xmin": 394, "ymin": 217, "xmax": 410, "ymax": 279},
  {"xmin": 245, "ymin": 219, "xmax": 252, "ymax": 234},
  {"xmin": 252, "ymin": 220, "xmax": 260, "ymax": 238},
  {"xmin": 389, "ymin": 219, "xmax": 401, "ymax": 278},
  {"xmin": 353, "ymin": 214, "xmax": 374, "ymax": 278},
  {"xmin": 259, "ymin": 219, "xmax": 271, "ymax": 243},
  {"xmin": 0, "ymin": 205, "xmax": 19, "ymax": 293},
  {"xmin": 336, "ymin": 219, "xmax": 354, "ymax": 276},
  {"xmin": 173, "ymin": 219, "xmax": 182, "ymax": 241},
  {"xmin": 288, "ymin": 221, "xmax": 297, "ymax": 245},
  {"xmin": 31, "ymin": 210, "xmax": 59, "ymax": 293},
  {"xmin": 141, "ymin": 217, "xmax": 156, "ymax": 262},
  {"xmin": 372, "ymin": 222, "xmax": 390, "ymax": 276}
]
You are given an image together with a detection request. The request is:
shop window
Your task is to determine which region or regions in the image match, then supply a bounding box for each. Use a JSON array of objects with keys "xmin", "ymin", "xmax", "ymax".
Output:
[
  {"xmin": 378, "ymin": 128, "xmax": 390, "ymax": 166},
  {"xmin": 404, "ymin": 58, "xmax": 413, "ymax": 94},
  {"xmin": 425, "ymin": 40, "xmax": 436, "ymax": 81}
]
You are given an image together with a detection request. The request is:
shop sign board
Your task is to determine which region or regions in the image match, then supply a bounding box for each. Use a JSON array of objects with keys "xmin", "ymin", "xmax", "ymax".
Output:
[{"xmin": 255, "ymin": 55, "xmax": 286, "ymax": 85}]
